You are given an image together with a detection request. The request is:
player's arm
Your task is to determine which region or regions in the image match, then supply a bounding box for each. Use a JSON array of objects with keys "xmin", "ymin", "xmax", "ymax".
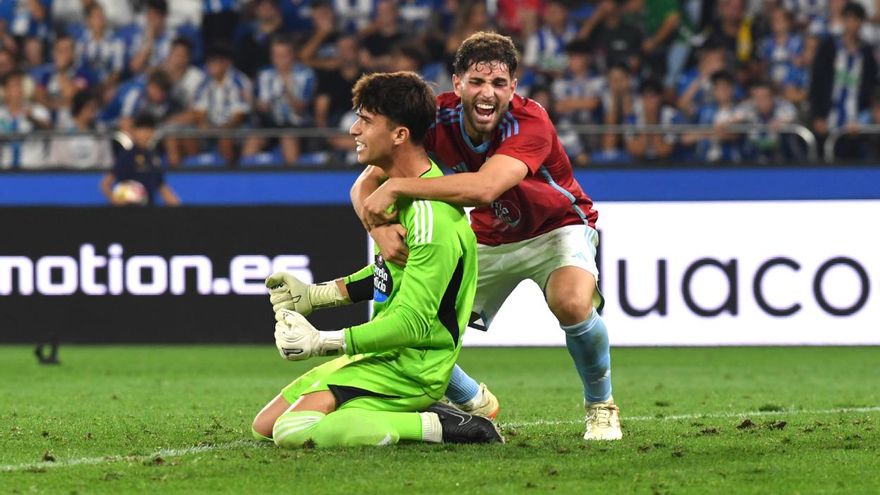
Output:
[
  {"xmin": 275, "ymin": 216, "xmax": 463, "ymax": 360},
  {"xmin": 362, "ymin": 155, "xmax": 528, "ymax": 226},
  {"xmin": 351, "ymin": 165, "xmax": 410, "ymax": 266},
  {"xmin": 264, "ymin": 264, "xmax": 374, "ymax": 315},
  {"xmin": 344, "ymin": 227, "xmax": 460, "ymax": 354}
]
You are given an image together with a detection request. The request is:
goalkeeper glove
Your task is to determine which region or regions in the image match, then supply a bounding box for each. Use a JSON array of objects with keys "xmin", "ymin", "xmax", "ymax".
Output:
[
  {"xmin": 274, "ymin": 309, "xmax": 345, "ymax": 361},
  {"xmin": 265, "ymin": 272, "xmax": 349, "ymax": 316}
]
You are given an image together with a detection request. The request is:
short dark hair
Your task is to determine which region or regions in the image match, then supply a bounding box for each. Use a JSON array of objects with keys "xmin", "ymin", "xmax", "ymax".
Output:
[
  {"xmin": 351, "ymin": 71, "xmax": 436, "ymax": 145},
  {"xmin": 639, "ymin": 78, "xmax": 664, "ymax": 95},
  {"xmin": 171, "ymin": 36, "xmax": 194, "ymax": 54},
  {"xmin": 270, "ymin": 32, "xmax": 297, "ymax": 51},
  {"xmin": 710, "ymin": 69, "xmax": 735, "ymax": 85},
  {"xmin": 748, "ymin": 79, "xmax": 773, "ymax": 92},
  {"xmin": 453, "ymin": 31, "xmax": 519, "ymax": 76},
  {"xmin": 71, "ymin": 89, "xmax": 97, "ymax": 116},
  {"xmin": 207, "ymin": 42, "xmax": 234, "ymax": 60},
  {"xmin": 84, "ymin": 2, "xmax": 103, "ymax": 17},
  {"xmin": 393, "ymin": 43, "xmax": 426, "ymax": 67},
  {"xmin": 147, "ymin": 0, "xmax": 169, "ymax": 15},
  {"xmin": 133, "ymin": 113, "xmax": 159, "ymax": 129},
  {"xmin": 147, "ymin": 68, "xmax": 173, "ymax": 93},
  {"xmin": 843, "ymin": 1, "xmax": 867, "ymax": 20}
]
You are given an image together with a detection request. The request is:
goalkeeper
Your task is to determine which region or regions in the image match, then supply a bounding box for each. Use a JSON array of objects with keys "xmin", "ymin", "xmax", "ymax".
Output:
[{"xmin": 251, "ymin": 72, "xmax": 502, "ymax": 448}]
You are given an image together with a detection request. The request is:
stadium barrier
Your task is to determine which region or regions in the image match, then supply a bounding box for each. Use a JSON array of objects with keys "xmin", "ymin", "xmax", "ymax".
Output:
[
  {"xmin": 0, "ymin": 206, "xmax": 370, "ymax": 343},
  {"xmin": 0, "ymin": 123, "xmax": 822, "ymax": 169}
]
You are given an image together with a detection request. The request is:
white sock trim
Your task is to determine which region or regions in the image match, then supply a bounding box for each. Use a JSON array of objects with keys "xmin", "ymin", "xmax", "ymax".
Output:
[{"xmin": 419, "ymin": 412, "xmax": 443, "ymax": 443}]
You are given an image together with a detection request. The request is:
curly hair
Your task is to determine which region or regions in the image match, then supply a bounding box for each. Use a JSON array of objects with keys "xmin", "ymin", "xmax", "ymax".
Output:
[{"xmin": 452, "ymin": 31, "xmax": 519, "ymax": 77}]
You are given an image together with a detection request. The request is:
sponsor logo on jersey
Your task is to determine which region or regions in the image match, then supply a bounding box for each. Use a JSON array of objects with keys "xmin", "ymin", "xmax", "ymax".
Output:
[{"xmin": 373, "ymin": 254, "xmax": 393, "ymax": 303}]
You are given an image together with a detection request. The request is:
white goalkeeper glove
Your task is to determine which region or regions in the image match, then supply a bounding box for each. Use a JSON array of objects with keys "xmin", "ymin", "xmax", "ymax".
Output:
[
  {"xmin": 265, "ymin": 272, "xmax": 349, "ymax": 316},
  {"xmin": 274, "ymin": 309, "xmax": 345, "ymax": 361}
]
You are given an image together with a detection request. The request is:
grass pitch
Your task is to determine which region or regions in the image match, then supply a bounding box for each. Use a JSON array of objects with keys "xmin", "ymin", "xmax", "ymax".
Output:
[{"xmin": 1, "ymin": 345, "xmax": 878, "ymax": 494}]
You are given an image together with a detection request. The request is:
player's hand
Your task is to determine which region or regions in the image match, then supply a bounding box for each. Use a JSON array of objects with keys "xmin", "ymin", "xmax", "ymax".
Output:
[
  {"xmin": 266, "ymin": 272, "xmax": 313, "ymax": 315},
  {"xmin": 370, "ymin": 224, "xmax": 408, "ymax": 266},
  {"xmin": 274, "ymin": 310, "xmax": 345, "ymax": 361},
  {"xmin": 363, "ymin": 179, "xmax": 399, "ymax": 227}
]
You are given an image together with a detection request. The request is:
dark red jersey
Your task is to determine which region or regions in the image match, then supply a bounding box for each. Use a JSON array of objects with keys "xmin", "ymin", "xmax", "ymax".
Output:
[{"xmin": 424, "ymin": 92, "xmax": 598, "ymax": 246}]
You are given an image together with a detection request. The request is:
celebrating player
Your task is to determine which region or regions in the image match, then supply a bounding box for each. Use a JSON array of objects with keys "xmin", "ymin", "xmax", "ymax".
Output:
[
  {"xmin": 251, "ymin": 72, "xmax": 502, "ymax": 448},
  {"xmin": 353, "ymin": 32, "xmax": 622, "ymax": 441}
]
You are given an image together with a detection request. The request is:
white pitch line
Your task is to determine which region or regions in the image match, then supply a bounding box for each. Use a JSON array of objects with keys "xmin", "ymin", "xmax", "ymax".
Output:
[
  {"xmin": 1, "ymin": 406, "xmax": 876, "ymax": 473},
  {"xmin": 504, "ymin": 405, "xmax": 880, "ymax": 428},
  {"xmin": 0, "ymin": 439, "xmax": 259, "ymax": 474}
]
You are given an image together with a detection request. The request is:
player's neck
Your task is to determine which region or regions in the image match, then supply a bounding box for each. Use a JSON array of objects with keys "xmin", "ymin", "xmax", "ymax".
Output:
[{"xmin": 385, "ymin": 145, "xmax": 432, "ymax": 178}]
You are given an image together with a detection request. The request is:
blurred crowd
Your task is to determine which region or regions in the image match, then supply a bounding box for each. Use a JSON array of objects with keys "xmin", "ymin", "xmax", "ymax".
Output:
[{"xmin": 1, "ymin": 0, "xmax": 880, "ymax": 169}]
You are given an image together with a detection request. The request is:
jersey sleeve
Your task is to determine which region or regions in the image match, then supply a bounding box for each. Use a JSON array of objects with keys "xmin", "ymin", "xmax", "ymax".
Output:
[
  {"xmin": 344, "ymin": 201, "xmax": 458, "ymax": 354},
  {"xmin": 493, "ymin": 106, "xmax": 552, "ymax": 174},
  {"xmin": 343, "ymin": 264, "xmax": 374, "ymax": 303}
]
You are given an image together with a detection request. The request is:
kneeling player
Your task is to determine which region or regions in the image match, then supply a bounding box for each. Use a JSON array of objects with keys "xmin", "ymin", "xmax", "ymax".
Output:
[{"xmin": 251, "ymin": 72, "xmax": 502, "ymax": 448}]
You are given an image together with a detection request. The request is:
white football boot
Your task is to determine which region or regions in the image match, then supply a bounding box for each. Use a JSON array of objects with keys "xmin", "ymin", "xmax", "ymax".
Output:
[
  {"xmin": 584, "ymin": 396, "xmax": 622, "ymax": 441},
  {"xmin": 443, "ymin": 383, "xmax": 501, "ymax": 420}
]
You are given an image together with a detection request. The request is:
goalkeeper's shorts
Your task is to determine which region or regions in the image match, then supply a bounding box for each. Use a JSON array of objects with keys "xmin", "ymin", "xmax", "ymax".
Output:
[
  {"xmin": 280, "ymin": 353, "xmax": 443, "ymax": 413},
  {"xmin": 472, "ymin": 224, "xmax": 603, "ymax": 330}
]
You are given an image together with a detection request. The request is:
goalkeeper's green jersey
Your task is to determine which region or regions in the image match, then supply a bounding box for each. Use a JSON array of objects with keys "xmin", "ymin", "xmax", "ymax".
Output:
[{"xmin": 341, "ymin": 160, "xmax": 477, "ymax": 389}]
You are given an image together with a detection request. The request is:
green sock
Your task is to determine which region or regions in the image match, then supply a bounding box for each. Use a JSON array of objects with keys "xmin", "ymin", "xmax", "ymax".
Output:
[{"xmin": 272, "ymin": 409, "xmax": 427, "ymax": 448}]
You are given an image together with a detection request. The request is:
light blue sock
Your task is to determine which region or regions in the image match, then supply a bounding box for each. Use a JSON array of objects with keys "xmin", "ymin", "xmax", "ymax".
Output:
[
  {"xmin": 444, "ymin": 364, "xmax": 480, "ymax": 404},
  {"xmin": 561, "ymin": 310, "xmax": 612, "ymax": 403}
]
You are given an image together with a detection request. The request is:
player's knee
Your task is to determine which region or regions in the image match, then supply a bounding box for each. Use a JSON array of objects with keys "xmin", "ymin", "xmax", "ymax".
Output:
[
  {"xmin": 272, "ymin": 411, "xmax": 324, "ymax": 449},
  {"xmin": 550, "ymin": 295, "xmax": 593, "ymax": 327},
  {"xmin": 251, "ymin": 414, "xmax": 274, "ymax": 441}
]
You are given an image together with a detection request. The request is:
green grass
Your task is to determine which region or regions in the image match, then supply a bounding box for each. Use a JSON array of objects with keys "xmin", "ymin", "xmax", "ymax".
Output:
[{"xmin": 1, "ymin": 346, "xmax": 879, "ymax": 494}]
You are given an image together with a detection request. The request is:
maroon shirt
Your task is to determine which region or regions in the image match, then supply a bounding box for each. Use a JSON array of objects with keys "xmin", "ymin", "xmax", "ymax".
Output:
[{"xmin": 424, "ymin": 92, "xmax": 598, "ymax": 246}]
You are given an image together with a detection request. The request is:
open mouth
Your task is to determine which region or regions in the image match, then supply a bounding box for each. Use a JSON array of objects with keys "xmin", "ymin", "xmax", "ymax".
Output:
[
  {"xmin": 355, "ymin": 140, "xmax": 365, "ymax": 153},
  {"xmin": 474, "ymin": 102, "xmax": 496, "ymax": 123}
]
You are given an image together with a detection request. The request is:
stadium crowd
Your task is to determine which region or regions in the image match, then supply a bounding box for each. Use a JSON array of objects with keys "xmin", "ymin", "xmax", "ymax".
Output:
[{"xmin": 1, "ymin": 0, "xmax": 880, "ymax": 169}]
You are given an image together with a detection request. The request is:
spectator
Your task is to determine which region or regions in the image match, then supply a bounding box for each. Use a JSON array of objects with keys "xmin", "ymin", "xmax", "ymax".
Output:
[
  {"xmin": 495, "ymin": 0, "xmax": 541, "ymax": 37},
  {"xmin": 522, "ymin": 0, "xmax": 578, "ymax": 78},
  {"xmin": 704, "ymin": 0, "xmax": 757, "ymax": 82},
  {"xmin": 299, "ymin": 0, "xmax": 343, "ymax": 72},
  {"xmin": 0, "ymin": 46, "xmax": 17, "ymax": 86},
  {"xmin": 627, "ymin": 0, "xmax": 697, "ymax": 89},
  {"xmin": 163, "ymin": 37, "xmax": 206, "ymax": 112},
  {"xmin": 442, "ymin": 0, "xmax": 493, "ymax": 71},
  {"xmin": 242, "ymin": 33, "xmax": 316, "ymax": 165},
  {"xmin": 581, "ymin": 0, "xmax": 643, "ymax": 74},
  {"xmin": 76, "ymin": 3, "xmax": 126, "ymax": 86},
  {"xmin": 0, "ymin": 70, "xmax": 50, "ymax": 169},
  {"xmin": 625, "ymin": 78, "xmax": 683, "ymax": 161},
  {"xmin": 21, "ymin": 35, "xmax": 44, "ymax": 77},
  {"xmin": 129, "ymin": 0, "xmax": 196, "ymax": 75},
  {"xmin": 33, "ymin": 33, "xmax": 95, "ymax": 128},
  {"xmin": 0, "ymin": 0, "xmax": 49, "ymax": 39},
  {"xmin": 119, "ymin": 68, "xmax": 185, "ymax": 135},
  {"xmin": 193, "ymin": 42, "xmax": 252, "ymax": 163},
  {"xmin": 810, "ymin": 1, "xmax": 876, "ymax": 158},
  {"xmin": 100, "ymin": 114, "xmax": 181, "ymax": 206},
  {"xmin": 599, "ymin": 62, "xmax": 636, "ymax": 159},
  {"xmin": 552, "ymin": 40, "xmax": 604, "ymax": 166},
  {"xmin": 758, "ymin": 7, "xmax": 805, "ymax": 88},
  {"xmin": 684, "ymin": 70, "xmax": 743, "ymax": 163},
  {"xmin": 0, "ymin": 12, "xmax": 17, "ymax": 53},
  {"xmin": 233, "ymin": 0, "xmax": 284, "ymax": 79},
  {"xmin": 677, "ymin": 41, "xmax": 726, "ymax": 120},
  {"xmin": 359, "ymin": 0, "xmax": 406, "ymax": 72},
  {"xmin": 313, "ymin": 34, "xmax": 364, "ymax": 128},
  {"xmin": 734, "ymin": 80, "xmax": 801, "ymax": 163},
  {"xmin": 47, "ymin": 89, "xmax": 113, "ymax": 169}
]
